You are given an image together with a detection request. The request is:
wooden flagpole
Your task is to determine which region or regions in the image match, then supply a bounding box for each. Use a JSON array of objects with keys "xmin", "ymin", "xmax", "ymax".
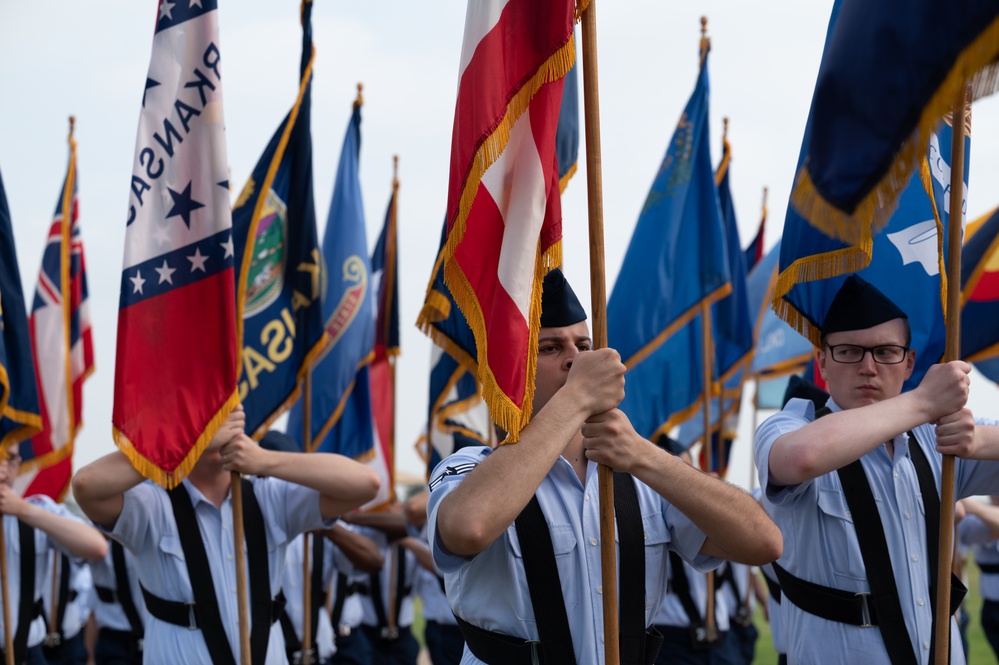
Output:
[
  {"xmin": 933, "ymin": 83, "xmax": 969, "ymax": 665},
  {"xmin": 579, "ymin": 3, "xmax": 619, "ymax": 663},
  {"xmin": 302, "ymin": 372, "xmax": 314, "ymax": 665},
  {"xmin": 0, "ymin": 521, "xmax": 13, "ymax": 665},
  {"xmin": 230, "ymin": 474, "xmax": 252, "ymax": 665}
]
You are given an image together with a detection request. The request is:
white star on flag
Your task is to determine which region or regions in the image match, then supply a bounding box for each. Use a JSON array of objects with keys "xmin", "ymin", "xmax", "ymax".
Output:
[
  {"xmin": 159, "ymin": 1, "xmax": 176, "ymax": 20},
  {"xmin": 187, "ymin": 247, "xmax": 209, "ymax": 272},
  {"xmin": 155, "ymin": 260, "xmax": 177, "ymax": 284},
  {"xmin": 130, "ymin": 270, "xmax": 146, "ymax": 294},
  {"xmin": 189, "ymin": 0, "xmax": 203, "ymax": 7},
  {"xmin": 220, "ymin": 235, "xmax": 234, "ymax": 258}
]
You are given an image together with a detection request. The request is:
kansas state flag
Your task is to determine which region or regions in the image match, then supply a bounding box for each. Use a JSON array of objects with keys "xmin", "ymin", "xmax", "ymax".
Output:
[
  {"xmin": 608, "ymin": 41, "xmax": 731, "ymax": 441},
  {"xmin": 233, "ymin": 0, "xmax": 325, "ymax": 440},
  {"xmin": 789, "ymin": 0, "xmax": 999, "ymax": 242},
  {"xmin": 774, "ymin": 0, "xmax": 969, "ymax": 390},
  {"xmin": 286, "ymin": 98, "xmax": 375, "ymax": 461},
  {"xmin": 113, "ymin": 0, "xmax": 237, "ymax": 487},
  {"xmin": 962, "ymin": 207, "xmax": 999, "ymax": 362},
  {"xmin": 0, "ymin": 167, "xmax": 42, "ymax": 451}
]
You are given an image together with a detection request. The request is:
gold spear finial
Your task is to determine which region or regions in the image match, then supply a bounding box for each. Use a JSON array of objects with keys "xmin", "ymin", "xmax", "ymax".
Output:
[{"xmin": 354, "ymin": 83, "xmax": 364, "ymax": 109}]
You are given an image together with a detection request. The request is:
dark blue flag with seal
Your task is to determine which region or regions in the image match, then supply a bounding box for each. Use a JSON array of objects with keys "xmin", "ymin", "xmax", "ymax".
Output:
[
  {"xmin": 774, "ymin": 0, "xmax": 970, "ymax": 390},
  {"xmin": 607, "ymin": 38, "xmax": 731, "ymax": 442},
  {"xmin": 232, "ymin": 0, "xmax": 325, "ymax": 440},
  {"xmin": 0, "ymin": 166, "xmax": 42, "ymax": 450}
]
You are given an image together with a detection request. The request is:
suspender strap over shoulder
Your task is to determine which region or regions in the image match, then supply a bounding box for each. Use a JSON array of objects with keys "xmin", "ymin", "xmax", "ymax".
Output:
[
  {"xmin": 111, "ymin": 541, "xmax": 144, "ymax": 639},
  {"xmin": 13, "ymin": 519, "xmax": 36, "ymax": 664},
  {"xmin": 240, "ymin": 478, "xmax": 273, "ymax": 665},
  {"xmin": 309, "ymin": 532, "xmax": 325, "ymax": 645},
  {"xmin": 668, "ymin": 551, "xmax": 704, "ymax": 628},
  {"xmin": 329, "ymin": 573, "xmax": 349, "ymax": 628},
  {"xmin": 615, "ymin": 472, "xmax": 657, "ymax": 665}
]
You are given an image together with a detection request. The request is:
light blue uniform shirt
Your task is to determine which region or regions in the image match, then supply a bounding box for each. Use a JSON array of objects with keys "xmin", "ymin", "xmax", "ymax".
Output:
[
  {"xmin": 653, "ymin": 554, "xmax": 730, "ymax": 630},
  {"xmin": 109, "ymin": 476, "xmax": 332, "ymax": 665},
  {"xmin": 760, "ymin": 562, "xmax": 785, "ymax": 653},
  {"xmin": 756, "ymin": 397, "xmax": 999, "ymax": 665},
  {"xmin": 2, "ymin": 496, "xmax": 83, "ymax": 649},
  {"xmin": 88, "ymin": 541, "xmax": 147, "ymax": 632},
  {"xmin": 958, "ymin": 512, "xmax": 999, "ymax": 601},
  {"xmin": 281, "ymin": 533, "xmax": 336, "ymax": 661},
  {"xmin": 427, "ymin": 446, "xmax": 716, "ymax": 665},
  {"xmin": 412, "ymin": 525, "xmax": 454, "ymax": 625},
  {"xmin": 40, "ymin": 551, "xmax": 93, "ymax": 642},
  {"xmin": 353, "ymin": 525, "xmax": 418, "ymax": 630}
]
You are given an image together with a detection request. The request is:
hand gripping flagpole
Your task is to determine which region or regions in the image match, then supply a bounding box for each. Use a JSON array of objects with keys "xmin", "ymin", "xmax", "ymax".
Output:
[
  {"xmin": 579, "ymin": 3, "xmax": 619, "ymax": 663},
  {"xmin": 934, "ymin": 83, "xmax": 970, "ymax": 665}
]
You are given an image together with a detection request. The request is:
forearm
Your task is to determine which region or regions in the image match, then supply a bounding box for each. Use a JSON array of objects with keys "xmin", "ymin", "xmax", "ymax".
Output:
[
  {"xmin": 437, "ymin": 389, "xmax": 588, "ymax": 556},
  {"xmin": 768, "ymin": 392, "xmax": 931, "ymax": 486},
  {"xmin": 969, "ymin": 425, "xmax": 999, "ymax": 460},
  {"xmin": 324, "ymin": 524, "xmax": 384, "ymax": 573},
  {"xmin": 634, "ymin": 446, "xmax": 782, "ymax": 565},
  {"xmin": 72, "ymin": 452, "xmax": 145, "ymax": 529},
  {"xmin": 258, "ymin": 451, "xmax": 380, "ymax": 519},
  {"xmin": 399, "ymin": 537, "xmax": 435, "ymax": 573},
  {"xmin": 20, "ymin": 504, "xmax": 107, "ymax": 560},
  {"xmin": 342, "ymin": 510, "xmax": 408, "ymax": 538}
]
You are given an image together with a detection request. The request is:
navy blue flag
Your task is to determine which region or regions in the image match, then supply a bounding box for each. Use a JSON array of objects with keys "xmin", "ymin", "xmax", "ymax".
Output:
[
  {"xmin": 677, "ymin": 127, "xmax": 753, "ymax": 461},
  {"xmin": 426, "ymin": 343, "xmax": 492, "ymax": 478},
  {"xmin": 774, "ymin": 0, "xmax": 970, "ymax": 390},
  {"xmin": 233, "ymin": 2, "xmax": 325, "ymax": 439},
  {"xmin": 0, "ymin": 167, "xmax": 42, "ymax": 450},
  {"xmin": 975, "ymin": 357, "xmax": 999, "ymax": 384},
  {"xmin": 744, "ymin": 189, "xmax": 766, "ymax": 273},
  {"xmin": 286, "ymin": 98, "xmax": 376, "ymax": 462},
  {"xmin": 556, "ymin": 53, "xmax": 579, "ymax": 193},
  {"xmin": 608, "ymin": 38, "xmax": 731, "ymax": 442},
  {"xmin": 789, "ymin": 0, "xmax": 999, "ymax": 241},
  {"xmin": 961, "ymin": 206, "xmax": 999, "ymax": 362}
]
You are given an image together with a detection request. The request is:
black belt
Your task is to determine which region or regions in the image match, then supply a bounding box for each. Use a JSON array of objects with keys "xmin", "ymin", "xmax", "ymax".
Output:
[
  {"xmin": 979, "ymin": 562, "xmax": 999, "ymax": 574},
  {"xmin": 140, "ymin": 584, "xmax": 286, "ymax": 630},
  {"xmin": 95, "ymin": 585, "xmax": 117, "ymax": 604},
  {"xmin": 773, "ymin": 562, "xmax": 966, "ymax": 628},
  {"xmin": 762, "ymin": 572, "xmax": 782, "ymax": 604}
]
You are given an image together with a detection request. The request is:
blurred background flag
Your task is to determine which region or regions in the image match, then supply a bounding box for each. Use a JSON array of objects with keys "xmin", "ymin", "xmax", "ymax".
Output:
[
  {"xmin": 112, "ymin": 0, "xmax": 238, "ymax": 487},
  {"xmin": 789, "ymin": 0, "xmax": 999, "ymax": 241},
  {"xmin": 20, "ymin": 119, "xmax": 94, "ymax": 500},
  {"xmin": 773, "ymin": 0, "xmax": 970, "ymax": 391},
  {"xmin": 0, "ymin": 166, "xmax": 42, "ymax": 452},
  {"xmin": 417, "ymin": 0, "xmax": 575, "ymax": 442},
  {"xmin": 748, "ymin": 241, "xmax": 812, "ymax": 380},
  {"xmin": 744, "ymin": 188, "xmax": 767, "ymax": 273},
  {"xmin": 608, "ymin": 29, "xmax": 731, "ymax": 442},
  {"xmin": 233, "ymin": 0, "xmax": 325, "ymax": 440},
  {"xmin": 556, "ymin": 49, "xmax": 580, "ymax": 194},
  {"xmin": 961, "ymin": 206, "xmax": 999, "ymax": 362}
]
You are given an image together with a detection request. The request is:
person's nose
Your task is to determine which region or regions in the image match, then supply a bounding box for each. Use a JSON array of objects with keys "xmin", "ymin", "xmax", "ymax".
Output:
[{"xmin": 563, "ymin": 345, "xmax": 580, "ymax": 371}]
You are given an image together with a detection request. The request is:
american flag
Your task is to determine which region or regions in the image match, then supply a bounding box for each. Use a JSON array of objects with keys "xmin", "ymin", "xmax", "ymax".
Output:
[{"xmin": 18, "ymin": 120, "xmax": 94, "ymax": 500}]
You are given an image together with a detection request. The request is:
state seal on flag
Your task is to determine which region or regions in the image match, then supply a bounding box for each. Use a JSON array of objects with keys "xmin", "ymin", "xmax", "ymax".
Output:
[{"xmin": 244, "ymin": 191, "xmax": 287, "ymax": 318}]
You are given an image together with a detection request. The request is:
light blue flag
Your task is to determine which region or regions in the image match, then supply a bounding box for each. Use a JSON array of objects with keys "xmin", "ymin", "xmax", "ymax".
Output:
[
  {"xmin": 608, "ymin": 43, "xmax": 731, "ymax": 442},
  {"xmin": 748, "ymin": 241, "xmax": 813, "ymax": 378},
  {"xmin": 286, "ymin": 101, "xmax": 376, "ymax": 458}
]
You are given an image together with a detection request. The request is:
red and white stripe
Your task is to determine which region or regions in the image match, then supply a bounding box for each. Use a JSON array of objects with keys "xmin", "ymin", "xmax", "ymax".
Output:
[{"xmin": 443, "ymin": 0, "xmax": 575, "ymax": 436}]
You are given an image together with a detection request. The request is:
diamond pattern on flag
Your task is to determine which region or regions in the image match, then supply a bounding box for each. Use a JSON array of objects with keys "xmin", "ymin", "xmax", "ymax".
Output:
[{"xmin": 113, "ymin": 0, "xmax": 238, "ymax": 487}]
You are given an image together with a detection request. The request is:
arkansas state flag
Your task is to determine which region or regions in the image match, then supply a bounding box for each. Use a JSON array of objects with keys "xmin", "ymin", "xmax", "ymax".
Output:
[
  {"xmin": 418, "ymin": 0, "xmax": 574, "ymax": 442},
  {"xmin": 19, "ymin": 120, "xmax": 94, "ymax": 500},
  {"xmin": 113, "ymin": 0, "xmax": 238, "ymax": 487}
]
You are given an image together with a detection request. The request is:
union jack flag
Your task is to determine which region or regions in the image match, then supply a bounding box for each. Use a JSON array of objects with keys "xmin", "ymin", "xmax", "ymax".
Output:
[{"xmin": 17, "ymin": 120, "xmax": 94, "ymax": 500}]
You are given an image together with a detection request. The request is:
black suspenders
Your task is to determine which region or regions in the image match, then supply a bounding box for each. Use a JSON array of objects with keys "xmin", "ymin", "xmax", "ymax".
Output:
[
  {"xmin": 111, "ymin": 540, "xmax": 144, "ymax": 642},
  {"xmin": 11, "ymin": 519, "xmax": 37, "ymax": 664}
]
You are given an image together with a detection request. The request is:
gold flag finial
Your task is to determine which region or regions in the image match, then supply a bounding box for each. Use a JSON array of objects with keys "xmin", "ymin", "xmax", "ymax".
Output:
[
  {"xmin": 699, "ymin": 17, "xmax": 710, "ymax": 66},
  {"xmin": 393, "ymin": 155, "xmax": 399, "ymax": 188},
  {"xmin": 68, "ymin": 116, "xmax": 76, "ymax": 140},
  {"xmin": 354, "ymin": 83, "xmax": 364, "ymax": 109},
  {"xmin": 722, "ymin": 117, "xmax": 729, "ymax": 141}
]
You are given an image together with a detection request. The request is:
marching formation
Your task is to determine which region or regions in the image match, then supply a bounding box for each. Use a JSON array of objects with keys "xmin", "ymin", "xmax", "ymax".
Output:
[{"xmin": 3, "ymin": 1, "xmax": 999, "ymax": 665}]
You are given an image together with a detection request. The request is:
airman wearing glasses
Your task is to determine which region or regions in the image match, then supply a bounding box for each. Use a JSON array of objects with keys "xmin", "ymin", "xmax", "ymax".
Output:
[
  {"xmin": 755, "ymin": 274, "xmax": 999, "ymax": 665},
  {"xmin": 0, "ymin": 444, "xmax": 107, "ymax": 665}
]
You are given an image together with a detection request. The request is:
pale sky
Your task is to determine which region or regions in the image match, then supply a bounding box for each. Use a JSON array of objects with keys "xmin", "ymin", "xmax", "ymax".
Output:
[{"xmin": 2, "ymin": 1, "xmax": 998, "ymax": 490}]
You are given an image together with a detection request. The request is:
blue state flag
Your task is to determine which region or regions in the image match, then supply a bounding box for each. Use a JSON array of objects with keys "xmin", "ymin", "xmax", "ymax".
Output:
[
  {"xmin": 789, "ymin": 0, "xmax": 999, "ymax": 243},
  {"xmin": 677, "ymin": 129, "xmax": 753, "ymax": 461},
  {"xmin": 608, "ymin": 42, "xmax": 731, "ymax": 442},
  {"xmin": 0, "ymin": 166, "xmax": 42, "ymax": 449},
  {"xmin": 233, "ymin": 2, "xmax": 325, "ymax": 439},
  {"xmin": 774, "ymin": 0, "xmax": 969, "ymax": 390},
  {"xmin": 286, "ymin": 99, "xmax": 376, "ymax": 459},
  {"xmin": 426, "ymin": 342, "xmax": 493, "ymax": 478},
  {"xmin": 556, "ymin": 51, "xmax": 579, "ymax": 193},
  {"xmin": 975, "ymin": 357, "xmax": 999, "ymax": 385}
]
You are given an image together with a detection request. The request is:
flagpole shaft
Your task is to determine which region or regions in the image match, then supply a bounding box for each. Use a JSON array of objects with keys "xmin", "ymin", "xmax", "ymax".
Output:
[
  {"xmin": 302, "ymin": 374, "xmax": 314, "ymax": 664},
  {"xmin": 700, "ymin": 301, "xmax": 717, "ymax": 640},
  {"xmin": 580, "ymin": 3, "xmax": 619, "ymax": 664},
  {"xmin": 0, "ymin": 525, "xmax": 13, "ymax": 665},
  {"xmin": 231, "ymin": 472, "xmax": 252, "ymax": 665},
  {"xmin": 934, "ymin": 84, "xmax": 968, "ymax": 665},
  {"xmin": 750, "ymin": 382, "xmax": 760, "ymax": 491}
]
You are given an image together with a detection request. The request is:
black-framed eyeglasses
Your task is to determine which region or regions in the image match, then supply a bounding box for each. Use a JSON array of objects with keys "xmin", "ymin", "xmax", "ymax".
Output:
[{"xmin": 827, "ymin": 344, "xmax": 909, "ymax": 365}]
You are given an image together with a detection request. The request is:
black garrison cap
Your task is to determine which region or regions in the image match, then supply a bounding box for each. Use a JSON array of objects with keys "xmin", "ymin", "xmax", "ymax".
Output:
[
  {"xmin": 781, "ymin": 374, "xmax": 829, "ymax": 410},
  {"xmin": 540, "ymin": 268, "xmax": 587, "ymax": 328},
  {"xmin": 822, "ymin": 274, "xmax": 908, "ymax": 336},
  {"xmin": 259, "ymin": 430, "xmax": 299, "ymax": 454}
]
